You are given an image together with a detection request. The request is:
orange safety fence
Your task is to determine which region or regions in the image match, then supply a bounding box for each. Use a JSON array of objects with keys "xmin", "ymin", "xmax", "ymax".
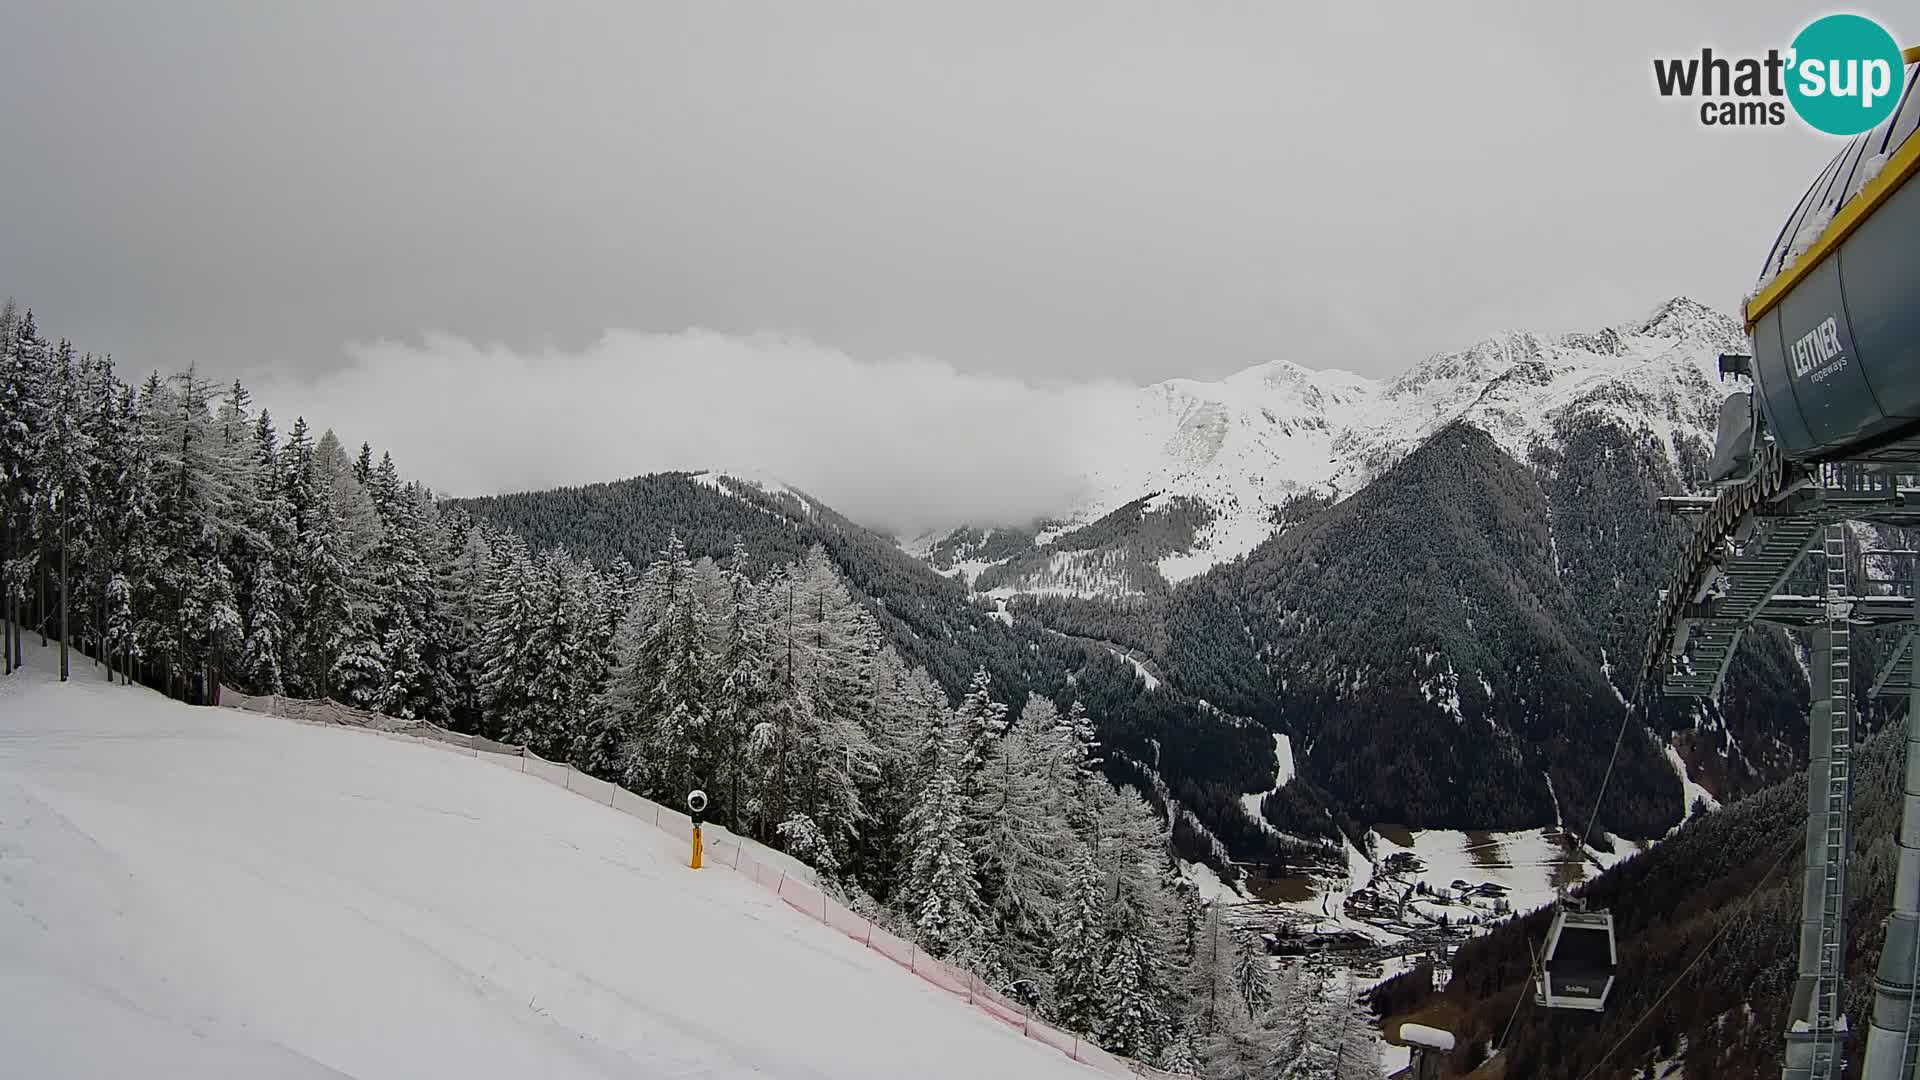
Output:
[{"xmin": 216, "ymin": 687, "xmax": 1179, "ymax": 1079}]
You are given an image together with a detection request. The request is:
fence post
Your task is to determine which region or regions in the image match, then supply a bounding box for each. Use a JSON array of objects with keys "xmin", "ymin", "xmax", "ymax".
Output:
[
  {"xmin": 776, "ymin": 871, "xmax": 786, "ymax": 896},
  {"xmin": 865, "ymin": 923, "xmax": 873, "ymax": 948},
  {"xmin": 653, "ymin": 804, "xmax": 662, "ymax": 827},
  {"xmin": 910, "ymin": 945, "xmax": 917, "ymax": 973},
  {"xmin": 519, "ymin": 748, "xmax": 526, "ymax": 774},
  {"xmin": 1071, "ymin": 1037, "xmax": 1080, "ymax": 1062}
]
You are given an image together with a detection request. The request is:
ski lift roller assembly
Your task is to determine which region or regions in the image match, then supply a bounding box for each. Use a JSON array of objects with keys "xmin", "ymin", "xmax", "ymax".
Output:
[{"xmin": 1638, "ymin": 44, "xmax": 1920, "ymax": 1080}]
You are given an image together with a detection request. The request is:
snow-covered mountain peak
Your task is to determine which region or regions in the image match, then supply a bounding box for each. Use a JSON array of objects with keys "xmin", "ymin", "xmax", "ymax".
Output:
[
  {"xmin": 1631, "ymin": 295, "xmax": 1743, "ymax": 345},
  {"xmin": 938, "ymin": 298, "xmax": 1746, "ymax": 594}
]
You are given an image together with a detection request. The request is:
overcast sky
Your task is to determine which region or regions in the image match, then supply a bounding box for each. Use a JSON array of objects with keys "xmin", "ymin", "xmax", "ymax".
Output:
[{"xmin": 0, "ymin": 2, "xmax": 1894, "ymax": 529}]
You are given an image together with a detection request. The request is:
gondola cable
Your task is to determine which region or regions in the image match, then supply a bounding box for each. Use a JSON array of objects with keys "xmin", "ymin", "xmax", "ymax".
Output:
[{"xmin": 1571, "ymin": 833, "xmax": 1800, "ymax": 1080}]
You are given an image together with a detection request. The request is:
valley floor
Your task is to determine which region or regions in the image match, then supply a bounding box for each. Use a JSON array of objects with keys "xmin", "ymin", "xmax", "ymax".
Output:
[{"xmin": 0, "ymin": 664, "xmax": 1104, "ymax": 1080}]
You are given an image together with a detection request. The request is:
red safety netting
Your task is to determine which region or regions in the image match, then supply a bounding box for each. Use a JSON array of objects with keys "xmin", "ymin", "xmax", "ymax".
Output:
[{"xmin": 216, "ymin": 686, "xmax": 1178, "ymax": 1079}]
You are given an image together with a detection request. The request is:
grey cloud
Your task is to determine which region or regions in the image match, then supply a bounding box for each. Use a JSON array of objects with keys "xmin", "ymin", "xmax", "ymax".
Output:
[
  {"xmin": 1, "ymin": 1, "xmax": 1866, "ymax": 388},
  {"xmin": 252, "ymin": 329, "xmax": 1134, "ymax": 536},
  {"xmin": 1, "ymin": 1, "xmax": 1895, "ymax": 530}
]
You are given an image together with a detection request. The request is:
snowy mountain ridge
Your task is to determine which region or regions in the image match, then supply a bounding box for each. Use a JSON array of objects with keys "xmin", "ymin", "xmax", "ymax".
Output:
[{"xmin": 932, "ymin": 297, "xmax": 1743, "ymax": 593}]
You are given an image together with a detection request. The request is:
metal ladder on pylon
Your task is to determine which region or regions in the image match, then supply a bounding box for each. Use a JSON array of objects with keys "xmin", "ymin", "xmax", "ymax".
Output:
[{"xmin": 1814, "ymin": 522, "xmax": 1856, "ymax": 1080}]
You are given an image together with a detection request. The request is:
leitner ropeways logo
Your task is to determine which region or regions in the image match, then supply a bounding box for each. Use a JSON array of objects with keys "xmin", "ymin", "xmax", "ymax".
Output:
[{"xmin": 1654, "ymin": 13, "xmax": 1905, "ymax": 134}]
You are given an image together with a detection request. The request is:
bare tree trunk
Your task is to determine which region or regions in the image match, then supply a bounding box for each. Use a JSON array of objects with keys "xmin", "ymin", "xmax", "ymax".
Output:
[
  {"xmin": 58, "ymin": 508, "xmax": 68, "ymax": 681},
  {"xmin": 38, "ymin": 562, "xmax": 48, "ymax": 646}
]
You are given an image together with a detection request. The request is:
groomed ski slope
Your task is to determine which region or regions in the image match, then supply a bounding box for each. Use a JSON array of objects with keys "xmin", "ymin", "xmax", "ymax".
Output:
[{"xmin": 0, "ymin": 667, "xmax": 1102, "ymax": 1080}]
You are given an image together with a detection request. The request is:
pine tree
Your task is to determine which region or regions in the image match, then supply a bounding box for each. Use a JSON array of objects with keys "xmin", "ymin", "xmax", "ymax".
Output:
[
  {"xmin": 241, "ymin": 555, "xmax": 287, "ymax": 694},
  {"xmin": 103, "ymin": 572, "xmax": 137, "ymax": 683},
  {"xmin": 1153, "ymin": 1030, "xmax": 1200, "ymax": 1076},
  {"xmin": 77, "ymin": 359, "xmax": 137, "ymax": 679},
  {"xmin": 2, "ymin": 306, "xmax": 53, "ymax": 673},
  {"xmin": 1098, "ymin": 924, "xmax": 1171, "ymax": 1061},
  {"xmin": 369, "ymin": 467, "xmax": 438, "ymax": 719},
  {"xmin": 1089, "ymin": 783, "xmax": 1182, "ymax": 1060},
  {"xmin": 602, "ymin": 532, "xmax": 708, "ymax": 797},
  {"xmin": 1231, "ymin": 928, "xmax": 1272, "ymax": 1020},
  {"xmin": 1049, "ymin": 846, "xmax": 1109, "ymax": 1036},
  {"xmin": 954, "ymin": 665, "xmax": 1010, "ymax": 797},
  {"xmin": 440, "ymin": 522, "xmax": 494, "ymax": 729},
  {"xmin": 38, "ymin": 341, "xmax": 96, "ymax": 680},
  {"xmin": 897, "ymin": 748, "xmax": 989, "ymax": 965}
]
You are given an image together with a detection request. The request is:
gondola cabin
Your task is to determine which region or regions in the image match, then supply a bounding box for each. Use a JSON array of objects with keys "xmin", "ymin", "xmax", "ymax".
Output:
[{"xmin": 1534, "ymin": 907, "xmax": 1617, "ymax": 1012}]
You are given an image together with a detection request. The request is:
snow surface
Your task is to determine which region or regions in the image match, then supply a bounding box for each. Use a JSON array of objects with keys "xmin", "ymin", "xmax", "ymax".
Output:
[
  {"xmin": 1667, "ymin": 742, "xmax": 1722, "ymax": 825},
  {"xmin": 0, "ymin": 669, "xmax": 1106, "ymax": 1080},
  {"xmin": 1177, "ymin": 859, "xmax": 1243, "ymax": 902},
  {"xmin": 1236, "ymin": 734, "xmax": 1294, "ymax": 834},
  {"xmin": 1368, "ymin": 826, "xmax": 1642, "ymax": 921},
  {"xmin": 689, "ymin": 469, "xmax": 819, "ymax": 518}
]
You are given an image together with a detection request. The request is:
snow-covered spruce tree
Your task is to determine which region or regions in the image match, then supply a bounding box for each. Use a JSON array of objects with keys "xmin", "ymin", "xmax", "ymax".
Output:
[
  {"xmin": 1231, "ymin": 927, "xmax": 1273, "ymax": 1020},
  {"xmin": 600, "ymin": 532, "xmax": 708, "ymax": 798},
  {"xmin": 1153, "ymin": 1030, "xmax": 1200, "ymax": 1076},
  {"xmin": 368, "ymin": 462, "xmax": 443, "ymax": 721},
  {"xmin": 1049, "ymin": 845, "xmax": 1109, "ymax": 1036},
  {"xmin": 439, "ymin": 522, "xmax": 495, "ymax": 730},
  {"xmin": 473, "ymin": 532, "xmax": 539, "ymax": 739},
  {"xmin": 1, "ymin": 304, "xmax": 52, "ymax": 674},
  {"xmin": 953, "ymin": 665, "xmax": 1009, "ymax": 803},
  {"xmin": 233, "ymin": 408, "xmax": 291, "ymax": 694},
  {"xmin": 493, "ymin": 547, "xmax": 599, "ymax": 757},
  {"xmin": 241, "ymin": 555, "xmax": 287, "ymax": 695},
  {"xmin": 400, "ymin": 484, "xmax": 464, "ymax": 725},
  {"xmin": 897, "ymin": 740, "xmax": 990, "ymax": 967},
  {"xmin": 1089, "ymin": 782, "xmax": 1183, "ymax": 1060},
  {"xmin": 79, "ymin": 362, "xmax": 143, "ymax": 682},
  {"xmin": 36, "ymin": 341, "xmax": 96, "ymax": 680},
  {"xmin": 1098, "ymin": 907, "xmax": 1172, "ymax": 1061},
  {"xmin": 276, "ymin": 417, "xmax": 317, "ymax": 693},
  {"xmin": 103, "ymin": 572, "xmax": 138, "ymax": 684}
]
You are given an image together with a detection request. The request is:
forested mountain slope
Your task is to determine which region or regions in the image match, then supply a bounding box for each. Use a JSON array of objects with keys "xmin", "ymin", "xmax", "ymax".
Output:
[
  {"xmin": 451, "ymin": 470, "xmax": 1304, "ymax": 867},
  {"xmin": 1157, "ymin": 410, "xmax": 1811, "ymax": 840},
  {"xmin": 1399, "ymin": 714, "xmax": 1908, "ymax": 1080}
]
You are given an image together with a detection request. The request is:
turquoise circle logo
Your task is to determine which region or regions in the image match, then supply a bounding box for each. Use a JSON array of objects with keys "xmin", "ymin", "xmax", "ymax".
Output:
[{"xmin": 1786, "ymin": 14, "xmax": 1906, "ymax": 135}]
